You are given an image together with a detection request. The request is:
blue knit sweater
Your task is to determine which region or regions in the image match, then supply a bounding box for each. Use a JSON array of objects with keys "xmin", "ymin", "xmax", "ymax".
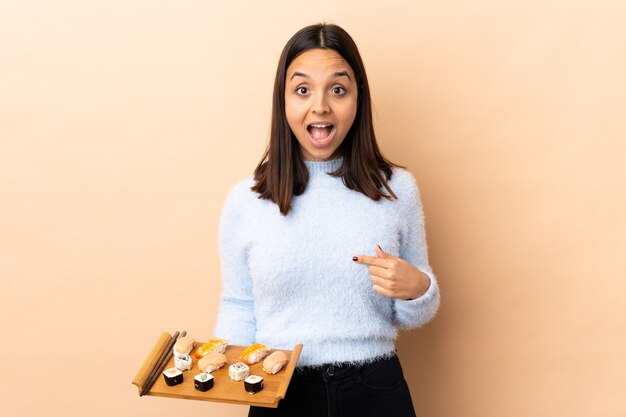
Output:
[{"xmin": 214, "ymin": 157, "xmax": 440, "ymax": 367}]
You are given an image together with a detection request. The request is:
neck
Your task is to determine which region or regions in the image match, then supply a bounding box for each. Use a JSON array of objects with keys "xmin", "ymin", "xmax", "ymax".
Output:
[{"xmin": 303, "ymin": 156, "xmax": 343, "ymax": 174}]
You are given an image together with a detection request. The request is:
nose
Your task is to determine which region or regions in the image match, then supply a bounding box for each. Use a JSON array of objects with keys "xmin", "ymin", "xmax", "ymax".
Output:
[{"xmin": 311, "ymin": 92, "xmax": 330, "ymax": 114}]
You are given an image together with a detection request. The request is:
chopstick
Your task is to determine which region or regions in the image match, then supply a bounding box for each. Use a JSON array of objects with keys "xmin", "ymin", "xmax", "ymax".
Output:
[{"xmin": 141, "ymin": 330, "xmax": 186, "ymax": 396}]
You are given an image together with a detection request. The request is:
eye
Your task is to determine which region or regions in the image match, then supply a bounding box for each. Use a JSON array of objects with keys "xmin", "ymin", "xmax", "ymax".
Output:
[
  {"xmin": 331, "ymin": 86, "xmax": 346, "ymax": 95},
  {"xmin": 296, "ymin": 86, "xmax": 309, "ymax": 95}
]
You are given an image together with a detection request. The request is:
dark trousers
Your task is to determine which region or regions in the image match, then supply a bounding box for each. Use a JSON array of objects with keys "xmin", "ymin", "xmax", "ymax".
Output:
[{"xmin": 248, "ymin": 354, "xmax": 417, "ymax": 417}]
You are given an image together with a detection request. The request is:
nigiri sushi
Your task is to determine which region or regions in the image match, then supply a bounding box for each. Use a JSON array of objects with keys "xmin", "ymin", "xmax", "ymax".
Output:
[
  {"xmin": 198, "ymin": 351, "xmax": 227, "ymax": 373},
  {"xmin": 239, "ymin": 343, "xmax": 270, "ymax": 365},
  {"xmin": 194, "ymin": 338, "xmax": 229, "ymax": 359},
  {"xmin": 173, "ymin": 336, "xmax": 195, "ymax": 356},
  {"xmin": 263, "ymin": 351, "xmax": 288, "ymax": 374}
]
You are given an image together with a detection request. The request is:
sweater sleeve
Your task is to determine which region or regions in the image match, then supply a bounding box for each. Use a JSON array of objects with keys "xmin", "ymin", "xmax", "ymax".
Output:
[
  {"xmin": 214, "ymin": 181, "xmax": 256, "ymax": 345},
  {"xmin": 393, "ymin": 172, "xmax": 441, "ymax": 329}
]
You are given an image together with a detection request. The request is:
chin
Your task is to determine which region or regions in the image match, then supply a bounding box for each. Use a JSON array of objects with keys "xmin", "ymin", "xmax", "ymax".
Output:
[{"xmin": 307, "ymin": 149, "xmax": 339, "ymax": 161}]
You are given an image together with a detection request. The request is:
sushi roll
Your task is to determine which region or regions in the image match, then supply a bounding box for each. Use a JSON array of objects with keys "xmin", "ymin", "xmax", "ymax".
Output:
[
  {"xmin": 228, "ymin": 362, "xmax": 250, "ymax": 381},
  {"xmin": 162, "ymin": 367, "xmax": 183, "ymax": 386},
  {"xmin": 194, "ymin": 372, "xmax": 214, "ymax": 392},
  {"xmin": 198, "ymin": 351, "xmax": 227, "ymax": 373},
  {"xmin": 244, "ymin": 375, "xmax": 264, "ymax": 394},
  {"xmin": 173, "ymin": 336, "xmax": 196, "ymax": 356},
  {"xmin": 174, "ymin": 354, "xmax": 193, "ymax": 371},
  {"xmin": 239, "ymin": 343, "xmax": 270, "ymax": 365},
  {"xmin": 194, "ymin": 338, "xmax": 229, "ymax": 359},
  {"xmin": 263, "ymin": 351, "xmax": 288, "ymax": 375}
]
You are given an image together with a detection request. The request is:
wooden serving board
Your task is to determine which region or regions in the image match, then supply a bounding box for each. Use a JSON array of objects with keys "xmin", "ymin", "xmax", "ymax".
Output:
[{"xmin": 132, "ymin": 332, "xmax": 303, "ymax": 408}]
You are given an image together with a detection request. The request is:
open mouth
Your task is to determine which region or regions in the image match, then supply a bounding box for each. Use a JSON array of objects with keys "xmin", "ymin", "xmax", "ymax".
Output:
[{"xmin": 306, "ymin": 123, "xmax": 336, "ymax": 147}]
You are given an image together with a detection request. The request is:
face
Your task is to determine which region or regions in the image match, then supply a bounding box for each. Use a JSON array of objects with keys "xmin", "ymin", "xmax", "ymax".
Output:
[{"xmin": 284, "ymin": 48, "xmax": 358, "ymax": 161}]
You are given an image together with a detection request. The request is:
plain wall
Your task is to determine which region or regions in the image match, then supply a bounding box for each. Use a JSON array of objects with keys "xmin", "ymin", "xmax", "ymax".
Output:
[{"xmin": 1, "ymin": 1, "xmax": 625, "ymax": 416}]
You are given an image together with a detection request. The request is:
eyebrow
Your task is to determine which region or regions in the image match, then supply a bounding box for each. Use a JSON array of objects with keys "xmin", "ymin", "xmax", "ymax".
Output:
[{"xmin": 290, "ymin": 71, "xmax": 352, "ymax": 81}]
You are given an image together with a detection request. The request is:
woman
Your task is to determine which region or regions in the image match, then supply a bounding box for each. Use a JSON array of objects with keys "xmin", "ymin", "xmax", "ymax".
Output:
[{"xmin": 215, "ymin": 23, "xmax": 440, "ymax": 417}]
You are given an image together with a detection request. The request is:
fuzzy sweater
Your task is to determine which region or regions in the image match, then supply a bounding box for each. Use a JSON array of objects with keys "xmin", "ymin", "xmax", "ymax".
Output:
[{"xmin": 214, "ymin": 157, "xmax": 440, "ymax": 367}]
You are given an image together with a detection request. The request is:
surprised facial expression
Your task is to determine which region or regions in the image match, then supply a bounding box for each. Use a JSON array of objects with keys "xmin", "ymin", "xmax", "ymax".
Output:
[{"xmin": 284, "ymin": 48, "xmax": 358, "ymax": 161}]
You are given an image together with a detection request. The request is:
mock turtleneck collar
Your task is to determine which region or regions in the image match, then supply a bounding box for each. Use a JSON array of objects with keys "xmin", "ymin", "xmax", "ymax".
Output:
[{"xmin": 303, "ymin": 157, "xmax": 343, "ymax": 174}]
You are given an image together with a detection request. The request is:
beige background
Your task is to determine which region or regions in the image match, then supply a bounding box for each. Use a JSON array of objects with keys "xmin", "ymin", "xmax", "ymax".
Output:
[{"xmin": 1, "ymin": 1, "xmax": 625, "ymax": 416}]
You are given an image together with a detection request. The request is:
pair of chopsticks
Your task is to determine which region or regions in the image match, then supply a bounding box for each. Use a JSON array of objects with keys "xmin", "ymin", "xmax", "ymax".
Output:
[{"xmin": 141, "ymin": 330, "xmax": 187, "ymax": 396}]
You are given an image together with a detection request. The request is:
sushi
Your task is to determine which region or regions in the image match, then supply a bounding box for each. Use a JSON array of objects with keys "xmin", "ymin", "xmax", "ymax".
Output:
[
  {"xmin": 194, "ymin": 338, "xmax": 229, "ymax": 359},
  {"xmin": 198, "ymin": 351, "xmax": 227, "ymax": 373},
  {"xmin": 194, "ymin": 372, "xmax": 214, "ymax": 391},
  {"xmin": 244, "ymin": 375, "xmax": 264, "ymax": 394},
  {"xmin": 174, "ymin": 354, "xmax": 192, "ymax": 371},
  {"xmin": 228, "ymin": 362, "xmax": 250, "ymax": 381},
  {"xmin": 173, "ymin": 336, "xmax": 196, "ymax": 356},
  {"xmin": 263, "ymin": 351, "xmax": 288, "ymax": 374},
  {"xmin": 239, "ymin": 343, "xmax": 270, "ymax": 365},
  {"xmin": 162, "ymin": 367, "xmax": 183, "ymax": 386}
]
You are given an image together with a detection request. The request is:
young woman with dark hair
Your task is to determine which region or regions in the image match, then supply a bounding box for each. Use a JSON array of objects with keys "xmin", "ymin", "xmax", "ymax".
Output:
[{"xmin": 215, "ymin": 23, "xmax": 440, "ymax": 417}]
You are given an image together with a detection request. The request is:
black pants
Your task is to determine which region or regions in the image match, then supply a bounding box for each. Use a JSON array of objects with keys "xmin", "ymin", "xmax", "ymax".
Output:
[{"xmin": 248, "ymin": 354, "xmax": 417, "ymax": 417}]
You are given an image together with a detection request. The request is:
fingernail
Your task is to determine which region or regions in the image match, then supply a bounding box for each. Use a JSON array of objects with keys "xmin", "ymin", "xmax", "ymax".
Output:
[
  {"xmin": 377, "ymin": 244, "xmax": 383, "ymax": 251},
  {"xmin": 352, "ymin": 256, "xmax": 358, "ymax": 261}
]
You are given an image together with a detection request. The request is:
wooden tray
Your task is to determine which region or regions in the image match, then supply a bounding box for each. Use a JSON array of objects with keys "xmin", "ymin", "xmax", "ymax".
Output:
[{"xmin": 132, "ymin": 332, "xmax": 303, "ymax": 408}]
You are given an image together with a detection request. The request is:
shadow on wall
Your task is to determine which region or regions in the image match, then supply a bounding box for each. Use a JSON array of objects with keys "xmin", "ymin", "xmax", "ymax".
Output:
[{"xmin": 397, "ymin": 322, "xmax": 447, "ymax": 416}]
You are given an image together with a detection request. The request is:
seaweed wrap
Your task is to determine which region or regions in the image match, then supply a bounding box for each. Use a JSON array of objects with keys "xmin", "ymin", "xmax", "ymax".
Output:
[
  {"xmin": 162, "ymin": 367, "xmax": 183, "ymax": 386},
  {"xmin": 194, "ymin": 372, "xmax": 214, "ymax": 392},
  {"xmin": 243, "ymin": 375, "xmax": 264, "ymax": 394}
]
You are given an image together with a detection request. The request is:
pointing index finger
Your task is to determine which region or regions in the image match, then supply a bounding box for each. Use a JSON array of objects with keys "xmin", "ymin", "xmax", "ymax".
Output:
[{"xmin": 353, "ymin": 255, "xmax": 388, "ymax": 268}]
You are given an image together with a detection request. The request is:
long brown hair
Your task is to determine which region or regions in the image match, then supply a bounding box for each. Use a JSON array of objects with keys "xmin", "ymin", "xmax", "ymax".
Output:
[{"xmin": 252, "ymin": 23, "xmax": 399, "ymax": 215}]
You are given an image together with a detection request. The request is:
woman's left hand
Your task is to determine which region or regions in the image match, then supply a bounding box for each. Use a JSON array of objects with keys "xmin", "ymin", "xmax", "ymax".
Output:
[{"xmin": 353, "ymin": 245, "xmax": 431, "ymax": 300}]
